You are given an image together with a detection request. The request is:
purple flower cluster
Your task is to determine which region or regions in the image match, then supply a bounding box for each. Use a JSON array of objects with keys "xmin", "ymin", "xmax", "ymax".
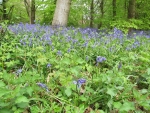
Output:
[
  {"xmin": 113, "ymin": 27, "xmax": 123, "ymax": 39},
  {"xmin": 96, "ymin": 56, "xmax": 106, "ymax": 63},
  {"xmin": 57, "ymin": 50, "xmax": 62, "ymax": 56},
  {"xmin": 73, "ymin": 78, "xmax": 86, "ymax": 88},
  {"xmin": 16, "ymin": 69, "xmax": 22, "ymax": 76},
  {"xmin": 118, "ymin": 62, "xmax": 122, "ymax": 70},
  {"xmin": 37, "ymin": 82, "xmax": 50, "ymax": 92},
  {"xmin": 7, "ymin": 23, "xmax": 150, "ymax": 56},
  {"xmin": 47, "ymin": 63, "xmax": 51, "ymax": 68}
]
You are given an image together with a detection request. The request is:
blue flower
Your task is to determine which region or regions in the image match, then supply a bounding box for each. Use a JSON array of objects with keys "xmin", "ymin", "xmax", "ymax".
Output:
[
  {"xmin": 85, "ymin": 56, "xmax": 89, "ymax": 61},
  {"xmin": 67, "ymin": 48, "xmax": 71, "ymax": 53},
  {"xmin": 83, "ymin": 41, "xmax": 88, "ymax": 47},
  {"xmin": 118, "ymin": 62, "xmax": 122, "ymax": 70},
  {"xmin": 57, "ymin": 50, "xmax": 62, "ymax": 56},
  {"xmin": 47, "ymin": 63, "xmax": 51, "ymax": 68},
  {"xmin": 73, "ymin": 78, "xmax": 86, "ymax": 88},
  {"xmin": 16, "ymin": 69, "xmax": 22, "ymax": 76},
  {"xmin": 96, "ymin": 56, "xmax": 106, "ymax": 63},
  {"xmin": 37, "ymin": 83, "xmax": 50, "ymax": 92}
]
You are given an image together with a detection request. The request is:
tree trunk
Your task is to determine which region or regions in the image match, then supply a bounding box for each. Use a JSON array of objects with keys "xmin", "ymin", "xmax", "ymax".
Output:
[
  {"xmin": 128, "ymin": 0, "xmax": 136, "ymax": 33},
  {"xmin": 24, "ymin": 0, "xmax": 30, "ymax": 17},
  {"xmin": 124, "ymin": 0, "xmax": 127, "ymax": 18},
  {"xmin": 112, "ymin": 0, "xmax": 116, "ymax": 19},
  {"xmin": 52, "ymin": 0, "xmax": 71, "ymax": 26},
  {"xmin": 90, "ymin": 0, "xmax": 94, "ymax": 27},
  {"xmin": 2, "ymin": 1, "xmax": 7, "ymax": 20},
  {"xmin": 98, "ymin": 0, "xmax": 104, "ymax": 28},
  {"xmin": 24, "ymin": 0, "xmax": 35, "ymax": 24},
  {"xmin": 30, "ymin": 0, "xmax": 35, "ymax": 24},
  {"xmin": 128, "ymin": 0, "xmax": 136, "ymax": 19}
]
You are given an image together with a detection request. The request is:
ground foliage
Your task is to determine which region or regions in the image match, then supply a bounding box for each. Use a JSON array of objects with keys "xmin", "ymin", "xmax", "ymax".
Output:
[{"xmin": 0, "ymin": 23, "xmax": 150, "ymax": 113}]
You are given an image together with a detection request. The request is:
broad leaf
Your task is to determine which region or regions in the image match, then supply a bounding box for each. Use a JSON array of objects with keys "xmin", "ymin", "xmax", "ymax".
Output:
[
  {"xmin": 15, "ymin": 96, "xmax": 29, "ymax": 104},
  {"xmin": 0, "ymin": 88, "xmax": 11, "ymax": 97},
  {"xmin": 119, "ymin": 101, "xmax": 135, "ymax": 112},
  {"xmin": 106, "ymin": 88, "xmax": 116, "ymax": 98},
  {"xmin": 65, "ymin": 87, "xmax": 72, "ymax": 97},
  {"xmin": 0, "ymin": 80, "xmax": 5, "ymax": 87}
]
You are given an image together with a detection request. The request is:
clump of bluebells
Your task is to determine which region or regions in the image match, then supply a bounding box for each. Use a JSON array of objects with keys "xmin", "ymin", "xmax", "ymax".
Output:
[
  {"xmin": 73, "ymin": 78, "xmax": 86, "ymax": 88},
  {"xmin": 1, "ymin": 23, "xmax": 149, "ymax": 112},
  {"xmin": 36, "ymin": 82, "xmax": 50, "ymax": 92},
  {"xmin": 15, "ymin": 69, "xmax": 22, "ymax": 76},
  {"xmin": 47, "ymin": 63, "xmax": 51, "ymax": 68},
  {"xmin": 96, "ymin": 56, "xmax": 106, "ymax": 63},
  {"xmin": 57, "ymin": 50, "xmax": 62, "ymax": 56}
]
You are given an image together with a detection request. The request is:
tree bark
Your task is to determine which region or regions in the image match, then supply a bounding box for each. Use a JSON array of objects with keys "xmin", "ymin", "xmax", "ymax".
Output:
[
  {"xmin": 128, "ymin": 0, "xmax": 136, "ymax": 19},
  {"xmin": 52, "ymin": 0, "xmax": 71, "ymax": 26},
  {"xmin": 98, "ymin": 0, "xmax": 104, "ymax": 28},
  {"xmin": 24, "ymin": 0, "xmax": 30, "ymax": 17},
  {"xmin": 90, "ymin": 0, "xmax": 94, "ymax": 27},
  {"xmin": 112, "ymin": 0, "xmax": 116, "ymax": 19},
  {"xmin": 30, "ymin": 0, "xmax": 35, "ymax": 24},
  {"xmin": 128, "ymin": 0, "xmax": 136, "ymax": 34},
  {"xmin": 124, "ymin": 0, "xmax": 127, "ymax": 18},
  {"xmin": 24, "ymin": 0, "xmax": 35, "ymax": 24},
  {"xmin": 2, "ymin": 1, "xmax": 7, "ymax": 20}
]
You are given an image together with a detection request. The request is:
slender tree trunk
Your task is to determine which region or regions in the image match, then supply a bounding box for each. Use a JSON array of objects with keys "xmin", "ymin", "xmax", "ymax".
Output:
[
  {"xmin": 124, "ymin": 0, "xmax": 127, "ymax": 18},
  {"xmin": 90, "ymin": 0, "xmax": 94, "ymax": 27},
  {"xmin": 3, "ymin": 1, "xmax": 7, "ymax": 20},
  {"xmin": 128, "ymin": 0, "xmax": 136, "ymax": 33},
  {"xmin": 128, "ymin": 0, "xmax": 136, "ymax": 19},
  {"xmin": 24, "ymin": 0, "xmax": 35, "ymax": 24},
  {"xmin": 30, "ymin": 0, "xmax": 35, "ymax": 24},
  {"xmin": 52, "ymin": 0, "xmax": 71, "ymax": 26},
  {"xmin": 112, "ymin": 0, "xmax": 116, "ymax": 19},
  {"xmin": 98, "ymin": 0, "xmax": 104, "ymax": 28},
  {"xmin": 24, "ymin": 0, "xmax": 30, "ymax": 17}
]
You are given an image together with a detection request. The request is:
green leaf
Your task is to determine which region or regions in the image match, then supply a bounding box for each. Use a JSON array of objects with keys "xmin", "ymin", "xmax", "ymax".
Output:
[
  {"xmin": 16, "ymin": 102, "xmax": 29, "ymax": 109},
  {"xmin": 5, "ymin": 60, "xmax": 16, "ymax": 67},
  {"xmin": 139, "ymin": 56, "xmax": 150, "ymax": 63},
  {"xmin": 26, "ymin": 87, "xmax": 33, "ymax": 97},
  {"xmin": 140, "ymin": 89, "xmax": 148, "ymax": 94},
  {"xmin": 99, "ymin": 110, "xmax": 105, "ymax": 113},
  {"xmin": 113, "ymin": 102, "xmax": 122, "ymax": 109},
  {"xmin": 70, "ymin": 67, "xmax": 79, "ymax": 76},
  {"xmin": 76, "ymin": 58, "xmax": 85, "ymax": 64},
  {"xmin": 139, "ymin": 100, "xmax": 150, "ymax": 110},
  {"xmin": 15, "ymin": 96, "xmax": 29, "ymax": 104},
  {"xmin": 26, "ymin": 52, "xmax": 32, "ymax": 57},
  {"xmin": 147, "ymin": 68, "xmax": 150, "ymax": 75},
  {"xmin": 0, "ymin": 109, "xmax": 12, "ymax": 113},
  {"xmin": 0, "ymin": 101, "xmax": 10, "ymax": 107},
  {"xmin": 65, "ymin": 88, "xmax": 72, "ymax": 97},
  {"xmin": 119, "ymin": 101, "xmax": 135, "ymax": 112},
  {"xmin": 0, "ymin": 88, "xmax": 11, "ymax": 97},
  {"xmin": 62, "ymin": 58, "xmax": 71, "ymax": 65},
  {"xmin": 86, "ymin": 64, "xmax": 93, "ymax": 72},
  {"xmin": 106, "ymin": 88, "xmax": 116, "ymax": 98},
  {"xmin": 37, "ymin": 56, "xmax": 47, "ymax": 65},
  {"xmin": 133, "ymin": 89, "xmax": 140, "ymax": 99},
  {"xmin": 0, "ymin": 80, "xmax": 6, "ymax": 87},
  {"xmin": 79, "ymin": 95, "xmax": 87, "ymax": 101}
]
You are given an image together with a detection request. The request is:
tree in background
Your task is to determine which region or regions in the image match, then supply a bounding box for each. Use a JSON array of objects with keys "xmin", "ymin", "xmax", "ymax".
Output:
[
  {"xmin": 89, "ymin": 0, "xmax": 94, "ymax": 27},
  {"xmin": 112, "ymin": 0, "xmax": 116, "ymax": 20},
  {"xmin": 98, "ymin": 0, "xmax": 104, "ymax": 28},
  {"xmin": 24, "ymin": 0, "xmax": 35, "ymax": 24},
  {"xmin": 52, "ymin": 0, "xmax": 71, "ymax": 26},
  {"xmin": 39, "ymin": 0, "xmax": 56, "ymax": 24},
  {"xmin": 0, "ymin": 0, "xmax": 150, "ymax": 31},
  {"xmin": 0, "ymin": 0, "xmax": 14, "ymax": 21},
  {"xmin": 128, "ymin": 0, "xmax": 136, "ymax": 19}
]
